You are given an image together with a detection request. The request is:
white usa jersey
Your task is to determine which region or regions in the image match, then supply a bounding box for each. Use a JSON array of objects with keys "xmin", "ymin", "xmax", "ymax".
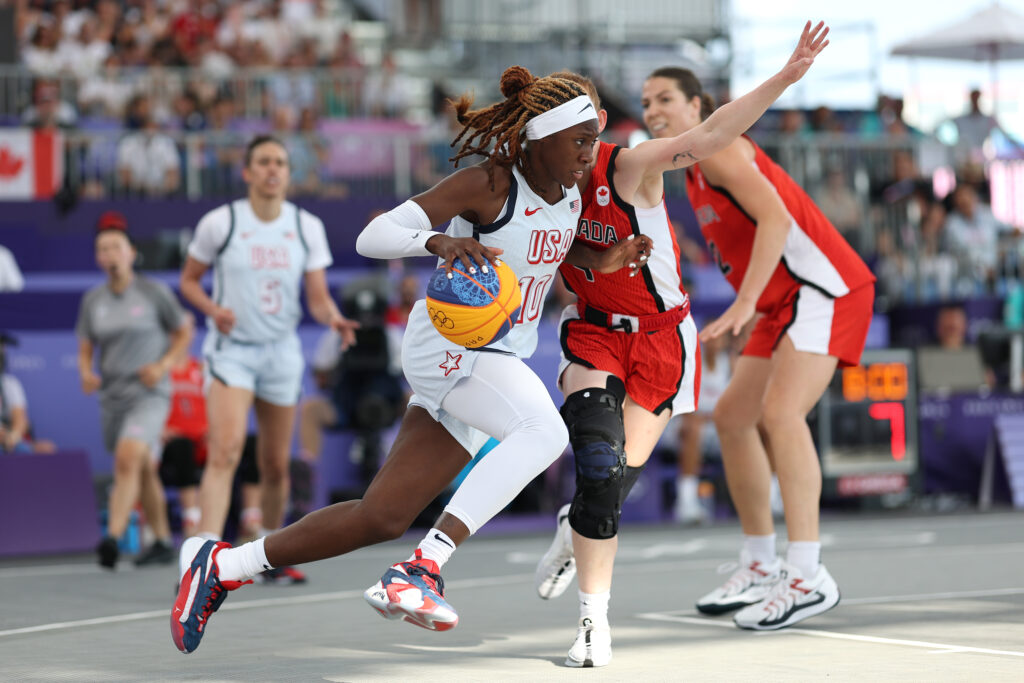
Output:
[
  {"xmin": 188, "ymin": 199, "xmax": 332, "ymax": 343},
  {"xmin": 410, "ymin": 164, "xmax": 581, "ymax": 358}
]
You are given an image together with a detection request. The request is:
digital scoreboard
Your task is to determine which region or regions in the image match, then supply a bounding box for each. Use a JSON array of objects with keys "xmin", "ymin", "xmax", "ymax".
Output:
[{"xmin": 815, "ymin": 348, "xmax": 919, "ymax": 498}]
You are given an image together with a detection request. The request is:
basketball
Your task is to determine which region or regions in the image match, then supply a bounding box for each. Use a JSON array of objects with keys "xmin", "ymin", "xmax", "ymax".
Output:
[{"xmin": 425, "ymin": 259, "xmax": 522, "ymax": 348}]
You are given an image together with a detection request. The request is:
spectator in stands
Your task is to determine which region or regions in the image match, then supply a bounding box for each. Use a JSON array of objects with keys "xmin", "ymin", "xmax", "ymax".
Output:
[
  {"xmin": 324, "ymin": 30, "xmax": 365, "ymax": 117},
  {"xmin": 116, "ymin": 94, "xmax": 181, "ymax": 196},
  {"xmin": 78, "ymin": 53, "xmax": 135, "ymax": 119},
  {"xmin": 272, "ymin": 106, "xmax": 327, "ymax": 198},
  {"xmin": 268, "ymin": 49, "xmax": 317, "ymax": 114},
  {"xmin": 945, "ymin": 182, "xmax": 1010, "ymax": 293},
  {"xmin": 808, "ymin": 104, "xmax": 843, "ymax": 134},
  {"xmin": 0, "ymin": 245, "xmax": 24, "ymax": 292},
  {"xmin": 171, "ymin": 88, "xmax": 207, "ymax": 132},
  {"xmin": 57, "ymin": 13, "xmax": 112, "ymax": 79},
  {"xmin": 21, "ymin": 79, "xmax": 78, "ymax": 130},
  {"xmin": 952, "ymin": 88, "xmax": 1023, "ymax": 166},
  {"xmin": 0, "ymin": 333, "xmax": 57, "ymax": 455},
  {"xmin": 814, "ymin": 166, "xmax": 864, "ymax": 254},
  {"xmin": 76, "ymin": 211, "xmax": 190, "ymax": 569},
  {"xmin": 363, "ymin": 51, "xmax": 412, "ymax": 119},
  {"xmin": 916, "ymin": 198, "xmax": 958, "ymax": 301},
  {"xmin": 21, "ymin": 22, "xmax": 62, "ymax": 77}
]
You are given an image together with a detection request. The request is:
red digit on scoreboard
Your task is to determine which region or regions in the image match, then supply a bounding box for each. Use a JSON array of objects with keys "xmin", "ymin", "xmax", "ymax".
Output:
[{"xmin": 868, "ymin": 402, "xmax": 906, "ymax": 461}]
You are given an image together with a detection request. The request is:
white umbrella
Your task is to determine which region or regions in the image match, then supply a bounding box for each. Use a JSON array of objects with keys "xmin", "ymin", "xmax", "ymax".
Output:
[{"xmin": 890, "ymin": 3, "xmax": 1024, "ymax": 61}]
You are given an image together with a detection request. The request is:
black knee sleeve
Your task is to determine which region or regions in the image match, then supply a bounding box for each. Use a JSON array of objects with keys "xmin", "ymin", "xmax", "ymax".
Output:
[
  {"xmin": 237, "ymin": 434, "xmax": 260, "ymax": 484},
  {"xmin": 562, "ymin": 376, "xmax": 627, "ymax": 540},
  {"xmin": 159, "ymin": 438, "xmax": 201, "ymax": 488}
]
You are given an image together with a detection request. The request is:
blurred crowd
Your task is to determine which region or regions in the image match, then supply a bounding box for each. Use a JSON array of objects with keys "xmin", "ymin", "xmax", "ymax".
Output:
[{"xmin": 5, "ymin": 1, "xmax": 1024, "ymax": 310}]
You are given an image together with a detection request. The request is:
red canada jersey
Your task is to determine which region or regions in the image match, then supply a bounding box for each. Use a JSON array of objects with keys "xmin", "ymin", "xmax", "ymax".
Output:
[
  {"xmin": 166, "ymin": 357, "xmax": 206, "ymax": 440},
  {"xmin": 686, "ymin": 137, "xmax": 874, "ymax": 313},
  {"xmin": 559, "ymin": 142, "xmax": 689, "ymax": 315}
]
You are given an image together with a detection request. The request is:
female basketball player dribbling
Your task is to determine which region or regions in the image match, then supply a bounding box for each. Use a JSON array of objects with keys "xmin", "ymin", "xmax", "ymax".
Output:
[
  {"xmin": 531, "ymin": 22, "xmax": 831, "ymax": 666},
  {"xmin": 170, "ymin": 66, "xmax": 650, "ymax": 654}
]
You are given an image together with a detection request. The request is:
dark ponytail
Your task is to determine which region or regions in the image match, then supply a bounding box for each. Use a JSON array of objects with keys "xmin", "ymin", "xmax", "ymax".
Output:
[{"xmin": 648, "ymin": 67, "xmax": 715, "ymax": 121}]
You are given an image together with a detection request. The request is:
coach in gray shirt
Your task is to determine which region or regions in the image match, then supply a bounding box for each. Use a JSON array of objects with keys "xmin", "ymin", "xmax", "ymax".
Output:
[{"xmin": 76, "ymin": 211, "xmax": 189, "ymax": 570}]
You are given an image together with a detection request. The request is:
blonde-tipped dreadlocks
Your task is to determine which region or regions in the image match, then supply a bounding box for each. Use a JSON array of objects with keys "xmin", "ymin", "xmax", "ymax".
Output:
[{"xmin": 449, "ymin": 65, "xmax": 588, "ymax": 189}]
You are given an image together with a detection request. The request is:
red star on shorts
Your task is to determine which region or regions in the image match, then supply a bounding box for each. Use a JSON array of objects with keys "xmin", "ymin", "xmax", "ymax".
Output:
[{"xmin": 439, "ymin": 351, "xmax": 462, "ymax": 377}]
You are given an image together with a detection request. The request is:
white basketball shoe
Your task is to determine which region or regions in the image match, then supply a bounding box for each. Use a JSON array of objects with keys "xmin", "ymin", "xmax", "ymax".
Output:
[
  {"xmin": 565, "ymin": 617, "xmax": 612, "ymax": 668},
  {"xmin": 733, "ymin": 561, "xmax": 840, "ymax": 630},
  {"xmin": 695, "ymin": 550, "xmax": 783, "ymax": 615},
  {"xmin": 535, "ymin": 504, "xmax": 576, "ymax": 600}
]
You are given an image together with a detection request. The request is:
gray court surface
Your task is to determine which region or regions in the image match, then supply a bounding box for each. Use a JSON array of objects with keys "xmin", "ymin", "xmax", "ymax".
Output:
[{"xmin": 2, "ymin": 510, "xmax": 1023, "ymax": 682}]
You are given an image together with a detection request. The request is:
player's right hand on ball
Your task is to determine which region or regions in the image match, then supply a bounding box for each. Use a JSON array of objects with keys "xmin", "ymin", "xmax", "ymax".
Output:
[
  {"xmin": 427, "ymin": 235, "xmax": 504, "ymax": 278},
  {"xmin": 212, "ymin": 306, "xmax": 236, "ymax": 335}
]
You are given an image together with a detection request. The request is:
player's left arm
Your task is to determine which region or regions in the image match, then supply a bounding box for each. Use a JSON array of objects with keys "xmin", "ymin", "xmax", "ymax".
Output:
[
  {"xmin": 304, "ymin": 269, "xmax": 359, "ymax": 350},
  {"xmin": 614, "ymin": 21, "xmax": 828, "ymax": 195},
  {"xmin": 698, "ymin": 146, "xmax": 791, "ymax": 341}
]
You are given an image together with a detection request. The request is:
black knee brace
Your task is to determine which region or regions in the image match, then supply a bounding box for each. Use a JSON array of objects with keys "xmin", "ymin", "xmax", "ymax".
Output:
[
  {"xmin": 237, "ymin": 434, "xmax": 260, "ymax": 484},
  {"xmin": 159, "ymin": 437, "xmax": 201, "ymax": 488},
  {"xmin": 562, "ymin": 376, "xmax": 627, "ymax": 539}
]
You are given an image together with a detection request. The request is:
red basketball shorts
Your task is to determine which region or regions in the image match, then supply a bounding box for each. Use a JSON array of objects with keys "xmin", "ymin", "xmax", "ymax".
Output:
[
  {"xmin": 743, "ymin": 282, "xmax": 875, "ymax": 368},
  {"xmin": 557, "ymin": 305, "xmax": 701, "ymax": 416}
]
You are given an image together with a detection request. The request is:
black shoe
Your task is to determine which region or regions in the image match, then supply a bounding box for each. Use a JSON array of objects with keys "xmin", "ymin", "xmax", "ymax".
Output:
[
  {"xmin": 97, "ymin": 536, "xmax": 119, "ymax": 570},
  {"xmin": 134, "ymin": 540, "xmax": 175, "ymax": 567}
]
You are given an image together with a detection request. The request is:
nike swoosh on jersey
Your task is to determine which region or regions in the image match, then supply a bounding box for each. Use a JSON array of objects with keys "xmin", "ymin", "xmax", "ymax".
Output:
[{"xmin": 525, "ymin": 207, "xmax": 541, "ymax": 216}]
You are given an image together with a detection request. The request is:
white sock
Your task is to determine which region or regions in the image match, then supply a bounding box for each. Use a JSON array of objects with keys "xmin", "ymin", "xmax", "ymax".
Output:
[
  {"xmin": 197, "ymin": 531, "xmax": 221, "ymax": 542},
  {"xmin": 743, "ymin": 534, "xmax": 778, "ymax": 565},
  {"xmin": 215, "ymin": 537, "xmax": 272, "ymax": 582},
  {"xmin": 412, "ymin": 528, "xmax": 456, "ymax": 569},
  {"xmin": 786, "ymin": 541, "xmax": 821, "ymax": 578},
  {"xmin": 579, "ymin": 590, "xmax": 610, "ymax": 624},
  {"xmin": 182, "ymin": 507, "xmax": 201, "ymax": 526},
  {"xmin": 678, "ymin": 475, "xmax": 698, "ymax": 502}
]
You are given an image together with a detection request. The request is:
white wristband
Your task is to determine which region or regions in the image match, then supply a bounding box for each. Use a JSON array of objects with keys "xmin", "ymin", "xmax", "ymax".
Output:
[{"xmin": 355, "ymin": 200, "xmax": 436, "ymax": 259}]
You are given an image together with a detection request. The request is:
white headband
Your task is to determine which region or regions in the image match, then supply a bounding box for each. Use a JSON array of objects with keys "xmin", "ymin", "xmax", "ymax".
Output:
[{"xmin": 524, "ymin": 95, "xmax": 598, "ymax": 140}]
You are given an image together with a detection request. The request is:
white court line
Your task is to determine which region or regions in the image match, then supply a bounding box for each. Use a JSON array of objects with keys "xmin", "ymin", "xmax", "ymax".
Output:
[
  {"xmin": 637, "ymin": 612, "xmax": 1024, "ymax": 658},
  {"xmin": 842, "ymin": 586, "xmax": 1024, "ymax": 605},
  {"xmin": 0, "ymin": 573, "xmax": 533, "ymax": 639}
]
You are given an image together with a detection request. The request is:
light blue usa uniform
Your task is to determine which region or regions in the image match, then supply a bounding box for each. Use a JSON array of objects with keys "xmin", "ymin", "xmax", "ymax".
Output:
[
  {"xmin": 188, "ymin": 199, "xmax": 332, "ymax": 405},
  {"xmin": 403, "ymin": 165, "xmax": 581, "ymax": 452}
]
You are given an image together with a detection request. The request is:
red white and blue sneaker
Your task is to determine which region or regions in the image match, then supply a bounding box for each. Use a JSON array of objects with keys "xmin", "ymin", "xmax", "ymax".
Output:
[
  {"xmin": 363, "ymin": 549, "xmax": 458, "ymax": 631},
  {"xmin": 259, "ymin": 565, "xmax": 308, "ymax": 585},
  {"xmin": 170, "ymin": 540, "xmax": 251, "ymax": 653},
  {"xmin": 733, "ymin": 561, "xmax": 840, "ymax": 630}
]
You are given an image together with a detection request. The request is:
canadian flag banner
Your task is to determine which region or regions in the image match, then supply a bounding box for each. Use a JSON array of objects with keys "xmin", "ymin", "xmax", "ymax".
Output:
[{"xmin": 0, "ymin": 128, "xmax": 63, "ymax": 200}]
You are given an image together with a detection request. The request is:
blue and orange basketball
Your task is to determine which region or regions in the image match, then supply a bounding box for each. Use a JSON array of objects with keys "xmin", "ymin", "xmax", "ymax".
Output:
[{"xmin": 425, "ymin": 259, "xmax": 522, "ymax": 348}]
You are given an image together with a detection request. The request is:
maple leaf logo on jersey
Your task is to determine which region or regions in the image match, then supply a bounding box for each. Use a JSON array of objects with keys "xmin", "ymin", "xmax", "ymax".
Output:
[
  {"xmin": 595, "ymin": 185, "xmax": 610, "ymax": 207},
  {"xmin": 0, "ymin": 147, "xmax": 25, "ymax": 178}
]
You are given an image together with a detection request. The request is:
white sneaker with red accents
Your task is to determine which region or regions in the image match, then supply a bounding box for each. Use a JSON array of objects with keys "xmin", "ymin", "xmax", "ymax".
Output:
[
  {"xmin": 695, "ymin": 550, "xmax": 783, "ymax": 615},
  {"xmin": 733, "ymin": 561, "xmax": 840, "ymax": 630}
]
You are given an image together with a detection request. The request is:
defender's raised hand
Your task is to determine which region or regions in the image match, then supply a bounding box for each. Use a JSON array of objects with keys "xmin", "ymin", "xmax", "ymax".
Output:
[{"xmin": 779, "ymin": 21, "xmax": 830, "ymax": 85}]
